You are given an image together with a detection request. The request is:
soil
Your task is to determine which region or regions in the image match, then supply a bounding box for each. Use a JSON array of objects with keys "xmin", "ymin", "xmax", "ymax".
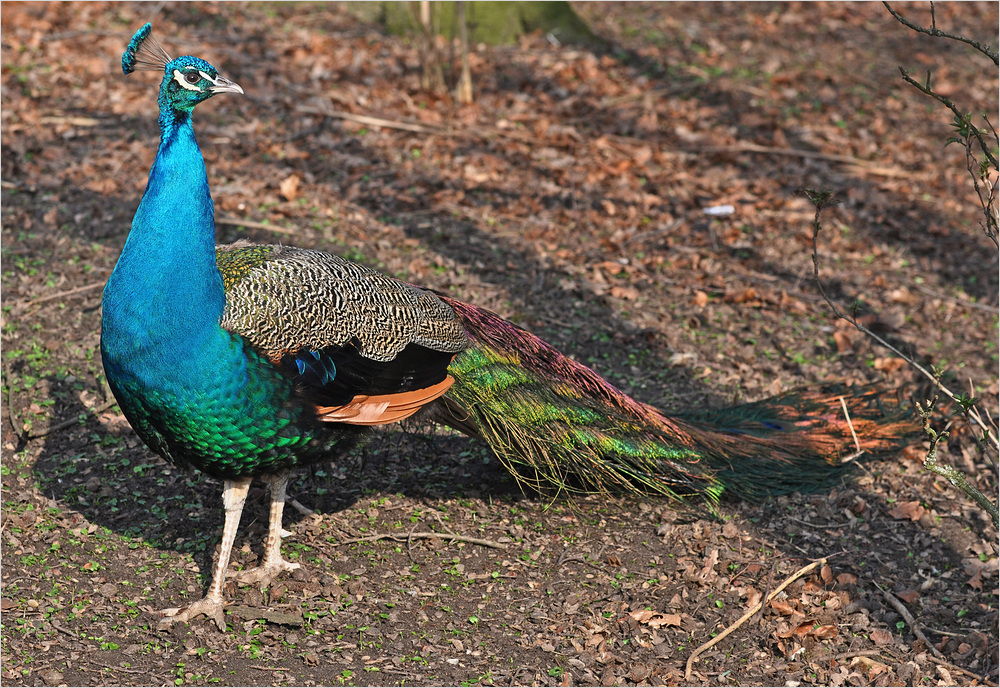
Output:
[{"xmin": 1, "ymin": 2, "xmax": 997, "ymax": 686}]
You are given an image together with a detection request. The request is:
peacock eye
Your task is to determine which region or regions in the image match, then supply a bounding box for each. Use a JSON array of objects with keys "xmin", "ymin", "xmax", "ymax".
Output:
[{"xmin": 184, "ymin": 72, "xmax": 201, "ymax": 84}]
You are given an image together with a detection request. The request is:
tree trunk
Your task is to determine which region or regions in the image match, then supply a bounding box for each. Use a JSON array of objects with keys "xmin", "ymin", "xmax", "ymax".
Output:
[
  {"xmin": 409, "ymin": 1, "xmax": 447, "ymax": 93},
  {"xmin": 455, "ymin": 1, "xmax": 473, "ymax": 104},
  {"xmin": 363, "ymin": 2, "xmax": 595, "ymax": 46}
]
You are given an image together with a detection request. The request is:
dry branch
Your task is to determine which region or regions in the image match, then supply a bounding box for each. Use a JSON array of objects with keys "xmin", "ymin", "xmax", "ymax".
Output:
[
  {"xmin": 217, "ymin": 217, "xmax": 300, "ymax": 235},
  {"xmin": 685, "ymin": 557, "xmax": 826, "ymax": 681},
  {"xmin": 696, "ymin": 143, "xmax": 911, "ymax": 177},
  {"xmin": 339, "ymin": 531, "xmax": 506, "ymax": 549}
]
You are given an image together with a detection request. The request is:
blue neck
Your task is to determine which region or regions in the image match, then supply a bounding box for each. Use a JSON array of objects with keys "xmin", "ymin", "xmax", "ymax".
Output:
[{"xmin": 102, "ymin": 109, "xmax": 226, "ymax": 367}]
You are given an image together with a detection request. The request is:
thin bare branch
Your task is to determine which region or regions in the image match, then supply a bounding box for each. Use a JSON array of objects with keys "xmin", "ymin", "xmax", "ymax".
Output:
[
  {"xmin": 916, "ymin": 399, "xmax": 999, "ymax": 527},
  {"xmin": 881, "ymin": 587, "xmax": 944, "ymax": 658},
  {"xmin": 883, "ymin": 2, "xmax": 998, "ymax": 65},
  {"xmin": 338, "ymin": 531, "xmax": 506, "ymax": 549},
  {"xmin": 897, "ymin": 68, "xmax": 997, "ymax": 170},
  {"xmin": 808, "ymin": 197, "xmax": 998, "ymax": 452}
]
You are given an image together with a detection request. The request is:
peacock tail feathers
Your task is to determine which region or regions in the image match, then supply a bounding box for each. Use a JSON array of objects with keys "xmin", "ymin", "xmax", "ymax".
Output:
[
  {"xmin": 439, "ymin": 296, "xmax": 917, "ymax": 508},
  {"xmin": 677, "ymin": 386, "xmax": 918, "ymax": 500},
  {"xmin": 440, "ymin": 296, "xmax": 728, "ymax": 505}
]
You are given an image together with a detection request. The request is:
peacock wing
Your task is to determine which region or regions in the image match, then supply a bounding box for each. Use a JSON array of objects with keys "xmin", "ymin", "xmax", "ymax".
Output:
[{"xmin": 215, "ymin": 241, "xmax": 467, "ymax": 425}]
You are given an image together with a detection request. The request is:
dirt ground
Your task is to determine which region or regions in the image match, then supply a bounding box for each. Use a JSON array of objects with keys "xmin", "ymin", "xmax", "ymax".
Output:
[{"xmin": 1, "ymin": 2, "xmax": 997, "ymax": 686}]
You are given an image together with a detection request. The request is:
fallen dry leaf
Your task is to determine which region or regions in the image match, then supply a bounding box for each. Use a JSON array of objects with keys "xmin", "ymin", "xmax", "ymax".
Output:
[
  {"xmin": 888, "ymin": 287, "xmax": 920, "ymax": 304},
  {"xmin": 610, "ymin": 285, "xmax": 640, "ymax": 300},
  {"xmin": 833, "ymin": 330, "xmax": 854, "ymax": 353},
  {"xmin": 852, "ymin": 656, "xmax": 887, "ymax": 674},
  {"xmin": 770, "ymin": 599, "xmax": 797, "ymax": 616},
  {"xmin": 629, "ymin": 609, "xmax": 683, "ymax": 628},
  {"xmin": 279, "ymin": 174, "xmax": 301, "ymax": 202},
  {"xmin": 961, "ymin": 557, "xmax": 996, "ymax": 591},
  {"xmin": 870, "ymin": 628, "xmax": 894, "ymax": 646},
  {"xmin": 792, "ymin": 622, "xmax": 816, "ymax": 637},
  {"xmin": 699, "ymin": 548, "xmax": 719, "ymax": 579},
  {"xmin": 874, "ymin": 357, "xmax": 907, "ymax": 374},
  {"xmin": 813, "ymin": 624, "xmax": 839, "ymax": 639},
  {"xmin": 836, "ymin": 572, "xmax": 858, "ymax": 586},
  {"xmin": 888, "ymin": 500, "xmax": 925, "ymax": 521}
]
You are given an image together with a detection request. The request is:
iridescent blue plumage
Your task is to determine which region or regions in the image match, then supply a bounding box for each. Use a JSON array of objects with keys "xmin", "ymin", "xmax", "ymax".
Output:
[
  {"xmin": 103, "ymin": 25, "xmax": 365, "ymax": 630},
  {"xmin": 103, "ymin": 31, "xmax": 313, "ymax": 480}
]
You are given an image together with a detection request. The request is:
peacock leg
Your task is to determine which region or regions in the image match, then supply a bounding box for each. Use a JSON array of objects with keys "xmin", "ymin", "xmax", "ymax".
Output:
[
  {"xmin": 158, "ymin": 476, "xmax": 251, "ymax": 631},
  {"xmin": 233, "ymin": 469, "xmax": 301, "ymax": 586}
]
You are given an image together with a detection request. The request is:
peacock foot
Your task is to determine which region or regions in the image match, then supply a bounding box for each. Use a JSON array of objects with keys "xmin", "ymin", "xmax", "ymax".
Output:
[
  {"xmin": 232, "ymin": 558, "xmax": 301, "ymax": 587},
  {"xmin": 158, "ymin": 595, "xmax": 226, "ymax": 632}
]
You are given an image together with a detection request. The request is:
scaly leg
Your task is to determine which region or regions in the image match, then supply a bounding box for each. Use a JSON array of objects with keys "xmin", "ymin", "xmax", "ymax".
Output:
[
  {"xmin": 159, "ymin": 476, "xmax": 251, "ymax": 632},
  {"xmin": 233, "ymin": 469, "xmax": 301, "ymax": 586}
]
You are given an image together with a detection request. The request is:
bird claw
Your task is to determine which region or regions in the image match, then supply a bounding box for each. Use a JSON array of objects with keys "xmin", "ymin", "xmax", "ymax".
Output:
[
  {"xmin": 232, "ymin": 559, "xmax": 300, "ymax": 587},
  {"xmin": 157, "ymin": 597, "xmax": 226, "ymax": 632}
]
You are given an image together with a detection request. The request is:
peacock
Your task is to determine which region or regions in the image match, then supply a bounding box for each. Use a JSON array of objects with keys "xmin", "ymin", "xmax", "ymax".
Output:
[{"xmin": 101, "ymin": 24, "xmax": 915, "ymax": 631}]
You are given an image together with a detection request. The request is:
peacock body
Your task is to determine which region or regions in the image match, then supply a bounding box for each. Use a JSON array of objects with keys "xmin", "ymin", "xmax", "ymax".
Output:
[{"xmin": 101, "ymin": 24, "xmax": 915, "ymax": 630}]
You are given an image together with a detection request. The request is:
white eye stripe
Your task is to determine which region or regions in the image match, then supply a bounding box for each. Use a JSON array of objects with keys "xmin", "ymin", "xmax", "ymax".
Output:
[{"xmin": 172, "ymin": 69, "xmax": 203, "ymax": 92}]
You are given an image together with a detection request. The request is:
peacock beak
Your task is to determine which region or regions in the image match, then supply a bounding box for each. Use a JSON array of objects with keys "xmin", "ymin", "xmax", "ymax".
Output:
[{"xmin": 208, "ymin": 74, "xmax": 244, "ymax": 95}]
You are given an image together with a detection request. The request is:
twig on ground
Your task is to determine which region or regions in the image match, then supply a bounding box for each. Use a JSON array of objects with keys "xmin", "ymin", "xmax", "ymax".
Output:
[
  {"xmin": 695, "ymin": 143, "xmax": 910, "ymax": 177},
  {"xmin": 27, "ymin": 399, "xmax": 117, "ymax": 439},
  {"xmin": 912, "ymin": 282, "xmax": 998, "ymax": 313},
  {"xmin": 217, "ymin": 217, "xmax": 299, "ymax": 235},
  {"xmin": 558, "ymin": 550, "xmax": 611, "ymax": 574},
  {"xmin": 50, "ymin": 621, "xmax": 80, "ymax": 638},
  {"xmin": 19, "ymin": 281, "xmax": 104, "ymax": 307},
  {"xmin": 921, "ymin": 627, "xmax": 967, "ymax": 638},
  {"xmin": 287, "ymin": 497, "xmax": 316, "ymax": 518},
  {"xmin": 813, "ymin": 649, "xmax": 886, "ymax": 663},
  {"xmin": 882, "ymin": 588, "xmax": 944, "ymax": 659},
  {"xmin": 298, "ymin": 106, "xmax": 448, "ymax": 135},
  {"xmin": 39, "ymin": 115, "xmax": 102, "ymax": 127},
  {"xmin": 405, "ymin": 521, "xmax": 420, "ymax": 564},
  {"xmin": 839, "ymin": 396, "xmax": 862, "ymax": 453},
  {"xmin": 339, "ymin": 531, "xmax": 506, "ymax": 549},
  {"xmin": 3, "ymin": 358, "xmax": 25, "ymax": 444},
  {"xmin": 95, "ymin": 662, "xmax": 146, "ymax": 675},
  {"xmin": 785, "ymin": 515, "xmax": 852, "ymax": 529},
  {"xmin": 924, "ymin": 653, "xmax": 987, "ymax": 682},
  {"xmin": 752, "ymin": 560, "xmax": 776, "ymax": 626},
  {"xmin": 685, "ymin": 557, "xmax": 827, "ymax": 681}
]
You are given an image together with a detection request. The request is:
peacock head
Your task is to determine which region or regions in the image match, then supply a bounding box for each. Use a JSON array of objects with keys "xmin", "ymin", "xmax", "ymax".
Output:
[{"xmin": 122, "ymin": 23, "xmax": 243, "ymax": 114}]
